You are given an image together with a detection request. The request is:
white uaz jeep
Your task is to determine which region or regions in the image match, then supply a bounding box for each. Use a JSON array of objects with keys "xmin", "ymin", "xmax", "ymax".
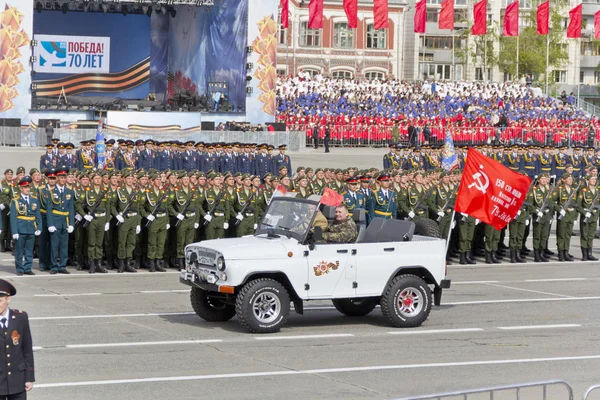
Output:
[{"xmin": 180, "ymin": 196, "xmax": 451, "ymax": 333}]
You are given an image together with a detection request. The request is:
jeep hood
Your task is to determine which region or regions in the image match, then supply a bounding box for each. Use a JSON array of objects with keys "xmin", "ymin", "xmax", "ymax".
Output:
[{"xmin": 197, "ymin": 235, "xmax": 295, "ymax": 260}]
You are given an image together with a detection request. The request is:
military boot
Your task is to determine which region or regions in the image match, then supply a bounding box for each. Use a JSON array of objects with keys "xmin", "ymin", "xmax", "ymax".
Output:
[
  {"xmin": 105, "ymin": 256, "xmax": 114, "ymax": 270},
  {"xmin": 564, "ymin": 251, "xmax": 574, "ymax": 262},
  {"xmin": 589, "ymin": 249, "xmax": 599, "ymax": 261},
  {"xmin": 582, "ymin": 248, "xmax": 588, "ymax": 261},
  {"xmin": 96, "ymin": 260, "xmax": 108, "ymax": 273},
  {"xmin": 533, "ymin": 249, "xmax": 541, "ymax": 262},
  {"xmin": 509, "ymin": 249, "xmax": 517, "ymax": 264},
  {"xmin": 485, "ymin": 252, "xmax": 493, "ymax": 264},
  {"xmin": 125, "ymin": 259, "xmax": 137, "ymax": 273},
  {"xmin": 558, "ymin": 250, "xmax": 565, "ymax": 262},
  {"xmin": 515, "ymin": 249, "xmax": 525, "ymax": 263},
  {"xmin": 459, "ymin": 253, "xmax": 467, "ymax": 265},
  {"xmin": 490, "ymin": 251, "xmax": 501, "ymax": 264},
  {"xmin": 155, "ymin": 260, "xmax": 166, "ymax": 272},
  {"xmin": 148, "ymin": 259, "xmax": 156, "ymax": 273},
  {"xmin": 117, "ymin": 258, "xmax": 125, "ymax": 273},
  {"xmin": 88, "ymin": 259, "xmax": 96, "ymax": 274}
]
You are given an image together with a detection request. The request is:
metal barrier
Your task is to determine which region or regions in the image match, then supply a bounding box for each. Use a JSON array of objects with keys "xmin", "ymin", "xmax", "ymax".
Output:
[
  {"xmin": 393, "ymin": 380, "xmax": 574, "ymax": 400},
  {"xmin": 583, "ymin": 385, "xmax": 600, "ymax": 400},
  {"xmin": 0, "ymin": 129, "xmax": 306, "ymax": 152}
]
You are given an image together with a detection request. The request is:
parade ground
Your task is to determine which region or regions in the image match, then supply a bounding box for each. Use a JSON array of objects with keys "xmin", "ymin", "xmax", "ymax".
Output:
[{"xmin": 2, "ymin": 147, "xmax": 600, "ymax": 399}]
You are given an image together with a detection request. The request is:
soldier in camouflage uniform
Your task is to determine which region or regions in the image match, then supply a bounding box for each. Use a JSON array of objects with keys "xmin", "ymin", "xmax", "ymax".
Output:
[
  {"xmin": 234, "ymin": 174, "xmax": 259, "ymax": 237},
  {"xmin": 577, "ymin": 174, "xmax": 599, "ymax": 261},
  {"xmin": 321, "ymin": 204, "xmax": 357, "ymax": 243}
]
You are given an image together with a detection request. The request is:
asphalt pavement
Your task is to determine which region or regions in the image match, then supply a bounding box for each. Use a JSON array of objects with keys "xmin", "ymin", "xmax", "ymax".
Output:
[{"xmin": 2, "ymin": 147, "xmax": 600, "ymax": 400}]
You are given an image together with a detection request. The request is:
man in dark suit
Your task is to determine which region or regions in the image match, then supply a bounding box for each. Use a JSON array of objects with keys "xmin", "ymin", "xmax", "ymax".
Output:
[
  {"xmin": 312, "ymin": 124, "xmax": 319, "ymax": 149},
  {"xmin": 324, "ymin": 126, "xmax": 330, "ymax": 153},
  {"xmin": 0, "ymin": 279, "xmax": 35, "ymax": 399}
]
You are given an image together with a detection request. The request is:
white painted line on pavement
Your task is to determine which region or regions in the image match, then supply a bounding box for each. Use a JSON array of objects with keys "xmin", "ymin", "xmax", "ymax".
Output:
[
  {"xmin": 483, "ymin": 283, "xmax": 573, "ymax": 298},
  {"xmin": 445, "ymin": 296, "xmax": 600, "ymax": 305},
  {"xmin": 498, "ymin": 324, "xmax": 581, "ymax": 331},
  {"xmin": 0, "ymin": 271, "xmax": 180, "ymax": 279},
  {"xmin": 254, "ymin": 334, "xmax": 354, "ymax": 341},
  {"xmin": 31, "ymin": 289, "xmax": 188, "ymax": 297},
  {"xmin": 66, "ymin": 339, "xmax": 222, "ymax": 349},
  {"xmin": 34, "ymin": 293, "xmax": 101, "ymax": 297},
  {"xmin": 139, "ymin": 290, "xmax": 189, "ymax": 294},
  {"xmin": 35, "ymin": 354, "xmax": 600, "ymax": 388},
  {"xmin": 524, "ymin": 278, "xmax": 588, "ymax": 282},
  {"xmin": 387, "ymin": 328, "xmax": 484, "ymax": 335},
  {"xmin": 452, "ymin": 281, "xmax": 500, "ymax": 285},
  {"xmin": 30, "ymin": 312, "xmax": 195, "ymax": 321}
]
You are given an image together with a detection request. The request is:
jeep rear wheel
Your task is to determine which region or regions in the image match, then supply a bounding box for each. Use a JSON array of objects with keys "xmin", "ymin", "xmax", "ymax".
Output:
[
  {"xmin": 414, "ymin": 218, "xmax": 441, "ymax": 238},
  {"xmin": 190, "ymin": 287, "xmax": 236, "ymax": 322},
  {"xmin": 235, "ymin": 278, "xmax": 290, "ymax": 333},
  {"xmin": 381, "ymin": 274, "xmax": 432, "ymax": 328},
  {"xmin": 332, "ymin": 298, "xmax": 378, "ymax": 317}
]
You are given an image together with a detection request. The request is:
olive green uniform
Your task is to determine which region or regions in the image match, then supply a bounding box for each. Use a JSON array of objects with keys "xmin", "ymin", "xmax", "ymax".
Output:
[
  {"xmin": 234, "ymin": 187, "xmax": 259, "ymax": 237},
  {"xmin": 400, "ymin": 184, "xmax": 429, "ymax": 220},
  {"xmin": 577, "ymin": 186, "xmax": 599, "ymax": 257},
  {"xmin": 532, "ymin": 184, "xmax": 554, "ymax": 253},
  {"xmin": 83, "ymin": 186, "xmax": 113, "ymax": 263},
  {"xmin": 168, "ymin": 186, "xmax": 203, "ymax": 261},
  {"xmin": 508, "ymin": 190, "xmax": 533, "ymax": 262},
  {"xmin": 114, "ymin": 187, "xmax": 143, "ymax": 264},
  {"xmin": 203, "ymin": 187, "xmax": 230, "ymax": 240},
  {"xmin": 429, "ymin": 184, "xmax": 454, "ymax": 240},
  {"xmin": 144, "ymin": 187, "xmax": 174, "ymax": 266},
  {"xmin": 554, "ymin": 184, "xmax": 578, "ymax": 256},
  {"xmin": 73, "ymin": 185, "xmax": 89, "ymax": 268}
]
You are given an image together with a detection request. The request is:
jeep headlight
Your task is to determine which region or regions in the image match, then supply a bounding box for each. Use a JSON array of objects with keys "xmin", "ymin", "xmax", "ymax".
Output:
[
  {"xmin": 216, "ymin": 256, "xmax": 226, "ymax": 271},
  {"xmin": 219, "ymin": 272, "xmax": 227, "ymax": 281}
]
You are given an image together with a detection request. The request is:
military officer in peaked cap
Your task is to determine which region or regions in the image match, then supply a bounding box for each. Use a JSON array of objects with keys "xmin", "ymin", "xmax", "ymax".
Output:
[
  {"xmin": 0, "ymin": 279, "xmax": 35, "ymax": 399},
  {"xmin": 9, "ymin": 177, "xmax": 41, "ymax": 276}
]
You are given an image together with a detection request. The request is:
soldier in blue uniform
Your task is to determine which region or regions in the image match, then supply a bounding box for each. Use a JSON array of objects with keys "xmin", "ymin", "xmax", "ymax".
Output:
[
  {"xmin": 237, "ymin": 145, "xmax": 252, "ymax": 174},
  {"xmin": 219, "ymin": 144, "xmax": 236, "ymax": 173},
  {"xmin": 382, "ymin": 144, "xmax": 396, "ymax": 170},
  {"xmin": 254, "ymin": 143, "xmax": 270, "ymax": 179},
  {"xmin": 136, "ymin": 139, "xmax": 157, "ymax": 171},
  {"xmin": 180, "ymin": 141, "xmax": 197, "ymax": 172},
  {"xmin": 194, "ymin": 142, "xmax": 205, "ymax": 170},
  {"xmin": 0, "ymin": 279, "xmax": 35, "ymax": 398},
  {"xmin": 201, "ymin": 144, "xmax": 219, "ymax": 173},
  {"xmin": 503, "ymin": 145, "xmax": 521, "ymax": 171},
  {"xmin": 343, "ymin": 177, "xmax": 366, "ymax": 212},
  {"xmin": 46, "ymin": 168, "xmax": 74, "ymax": 274},
  {"xmin": 59, "ymin": 143, "xmax": 77, "ymax": 170},
  {"xmin": 39, "ymin": 144, "xmax": 57, "ymax": 172},
  {"xmin": 10, "ymin": 177, "xmax": 42, "ymax": 276},
  {"xmin": 570, "ymin": 146, "xmax": 584, "ymax": 178},
  {"xmin": 552, "ymin": 146, "xmax": 568, "ymax": 178},
  {"xmin": 538, "ymin": 145, "xmax": 553, "ymax": 176},
  {"xmin": 367, "ymin": 174, "xmax": 397, "ymax": 223},
  {"xmin": 271, "ymin": 144, "xmax": 291, "ymax": 174},
  {"xmin": 520, "ymin": 144, "xmax": 539, "ymax": 179}
]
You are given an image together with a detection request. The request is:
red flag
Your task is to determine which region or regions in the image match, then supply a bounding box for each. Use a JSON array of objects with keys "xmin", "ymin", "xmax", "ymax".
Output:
[
  {"xmin": 414, "ymin": 0, "xmax": 426, "ymax": 33},
  {"xmin": 595, "ymin": 10, "xmax": 600, "ymax": 39},
  {"xmin": 308, "ymin": 0, "xmax": 324, "ymax": 29},
  {"xmin": 320, "ymin": 187, "xmax": 344, "ymax": 207},
  {"xmin": 503, "ymin": 1, "xmax": 519, "ymax": 36},
  {"xmin": 567, "ymin": 4, "xmax": 582, "ymax": 38},
  {"xmin": 471, "ymin": 0, "xmax": 487, "ymax": 35},
  {"xmin": 373, "ymin": 0, "xmax": 388, "ymax": 30},
  {"xmin": 536, "ymin": 1, "xmax": 549, "ymax": 35},
  {"xmin": 280, "ymin": 0, "xmax": 289, "ymax": 29},
  {"xmin": 455, "ymin": 149, "xmax": 532, "ymax": 230},
  {"xmin": 343, "ymin": 0, "xmax": 358, "ymax": 29},
  {"xmin": 438, "ymin": 0, "xmax": 454, "ymax": 30}
]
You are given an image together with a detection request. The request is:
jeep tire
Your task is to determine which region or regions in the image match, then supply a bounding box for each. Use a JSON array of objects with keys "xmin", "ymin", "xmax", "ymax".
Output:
[
  {"xmin": 414, "ymin": 218, "xmax": 441, "ymax": 238},
  {"xmin": 381, "ymin": 274, "xmax": 432, "ymax": 328},
  {"xmin": 190, "ymin": 287, "xmax": 236, "ymax": 322},
  {"xmin": 235, "ymin": 278, "xmax": 290, "ymax": 333},
  {"xmin": 332, "ymin": 298, "xmax": 378, "ymax": 317}
]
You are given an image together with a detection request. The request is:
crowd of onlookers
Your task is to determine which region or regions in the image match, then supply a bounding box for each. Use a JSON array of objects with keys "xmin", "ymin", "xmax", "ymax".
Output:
[{"xmin": 275, "ymin": 73, "xmax": 597, "ymax": 146}]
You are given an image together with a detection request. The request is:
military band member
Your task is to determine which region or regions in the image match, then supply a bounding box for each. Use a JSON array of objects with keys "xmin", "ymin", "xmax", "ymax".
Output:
[
  {"xmin": 577, "ymin": 174, "xmax": 599, "ymax": 261},
  {"xmin": 10, "ymin": 177, "xmax": 42, "ymax": 276},
  {"xmin": 46, "ymin": 168, "xmax": 74, "ymax": 274},
  {"xmin": 367, "ymin": 174, "xmax": 397, "ymax": 223}
]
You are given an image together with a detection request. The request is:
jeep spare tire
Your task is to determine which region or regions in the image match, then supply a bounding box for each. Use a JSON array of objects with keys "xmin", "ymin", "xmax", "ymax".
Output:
[
  {"xmin": 414, "ymin": 218, "xmax": 441, "ymax": 238},
  {"xmin": 332, "ymin": 298, "xmax": 378, "ymax": 317},
  {"xmin": 235, "ymin": 278, "xmax": 291, "ymax": 333},
  {"xmin": 190, "ymin": 287, "xmax": 236, "ymax": 322},
  {"xmin": 380, "ymin": 274, "xmax": 432, "ymax": 328}
]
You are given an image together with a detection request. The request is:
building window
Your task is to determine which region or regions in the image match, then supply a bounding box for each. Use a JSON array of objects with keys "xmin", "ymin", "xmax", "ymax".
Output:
[
  {"xmin": 277, "ymin": 67, "xmax": 287, "ymax": 76},
  {"xmin": 333, "ymin": 22, "xmax": 354, "ymax": 49},
  {"xmin": 594, "ymin": 71, "xmax": 600, "ymax": 84},
  {"xmin": 365, "ymin": 71, "xmax": 385, "ymax": 80},
  {"xmin": 475, "ymin": 67, "xmax": 491, "ymax": 81},
  {"xmin": 454, "ymin": 9, "xmax": 468, "ymax": 22},
  {"xmin": 331, "ymin": 70, "xmax": 353, "ymax": 79},
  {"xmin": 278, "ymin": 23, "xmax": 286, "ymax": 45},
  {"xmin": 580, "ymin": 70, "xmax": 584, "ymax": 83},
  {"xmin": 301, "ymin": 68, "xmax": 321, "ymax": 77},
  {"xmin": 421, "ymin": 36, "xmax": 460, "ymax": 50},
  {"xmin": 581, "ymin": 41, "xmax": 600, "ymax": 56},
  {"xmin": 366, "ymin": 24, "xmax": 387, "ymax": 49},
  {"xmin": 554, "ymin": 70, "xmax": 567, "ymax": 83},
  {"xmin": 300, "ymin": 21, "xmax": 321, "ymax": 47},
  {"xmin": 426, "ymin": 9, "xmax": 438, "ymax": 22},
  {"xmin": 455, "ymin": 0, "xmax": 467, "ymax": 5},
  {"xmin": 426, "ymin": 0, "xmax": 442, "ymax": 4}
]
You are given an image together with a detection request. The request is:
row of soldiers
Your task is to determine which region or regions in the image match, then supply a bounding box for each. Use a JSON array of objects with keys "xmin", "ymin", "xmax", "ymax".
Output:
[
  {"xmin": 2, "ymin": 157, "xmax": 600, "ymax": 275},
  {"xmin": 40, "ymin": 139, "xmax": 292, "ymax": 175},
  {"xmin": 383, "ymin": 143, "xmax": 600, "ymax": 179}
]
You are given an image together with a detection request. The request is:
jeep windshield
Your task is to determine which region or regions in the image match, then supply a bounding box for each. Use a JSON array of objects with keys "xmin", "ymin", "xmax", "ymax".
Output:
[{"xmin": 256, "ymin": 197, "xmax": 319, "ymax": 242}]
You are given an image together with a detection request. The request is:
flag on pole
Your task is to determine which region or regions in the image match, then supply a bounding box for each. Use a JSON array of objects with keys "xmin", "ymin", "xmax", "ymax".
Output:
[
  {"xmin": 441, "ymin": 130, "xmax": 458, "ymax": 171},
  {"xmin": 280, "ymin": 0, "xmax": 289, "ymax": 29},
  {"xmin": 320, "ymin": 187, "xmax": 344, "ymax": 206},
  {"xmin": 438, "ymin": 0, "xmax": 454, "ymax": 30},
  {"xmin": 567, "ymin": 4, "xmax": 582, "ymax": 39},
  {"xmin": 503, "ymin": 1, "xmax": 519, "ymax": 36},
  {"xmin": 455, "ymin": 149, "xmax": 532, "ymax": 230},
  {"xmin": 373, "ymin": 0, "xmax": 388, "ymax": 29},
  {"xmin": 308, "ymin": 0, "xmax": 324, "ymax": 29},
  {"xmin": 594, "ymin": 10, "xmax": 600, "ymax": 39},
  {"xmin": 343, "ymin": 0, "xmax": 358, "ymax": 28},
  {"xmin": 471, "ymin": 0, "xmax": 487, "ymax": 35},
  {"xmin": 95, "ymin": 114, "xmax": 106, "ymax": 170},
  {"xmin": 536, "ymin": 1, "xmax": 549, "ymax": 35},
  {"xmin": 414, "ymin": 0, "xmax": 426, "ymax": 33}
]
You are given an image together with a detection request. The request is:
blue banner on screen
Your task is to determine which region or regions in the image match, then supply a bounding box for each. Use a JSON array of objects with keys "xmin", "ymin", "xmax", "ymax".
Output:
[{"xmin": 33, "ymin": 34, "xmax": 110, "ymax": 74}]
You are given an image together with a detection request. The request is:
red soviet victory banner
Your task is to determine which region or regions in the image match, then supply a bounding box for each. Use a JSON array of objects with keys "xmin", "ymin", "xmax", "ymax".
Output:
[
  {"xmin": 471, "ymin": 0, "xmax": 487, "ymax": 35},
  {"xmin": 280, "ymin": 0, "xmax": 289, "ymax": 29},
  {"xmin": 308, "ymin": 0, "xmax": 324, "ymax": 29},
  {"xmin": 595, "ymin": 10, "xmax": 600, "ymax": 39},
  {"xmin": 536, "ymin": 1, "xmax": 549, "ymax": 35},
  {"xmin": 414, "ymin": 0, "xmax": 426, "ymax": 33},
  {"xmin": 455, "ymin": 149, "xmax": 532, "ymax": 230},
  {"xmin": 567, "ymin": 4, "xmax": 582, "ymax": 39},
  {"xmin": 321, "ymin": 187, "xmax": 344, "ymax": 207},
  {"xmin": 438, "ymin": 0, "xmax": 454, "ymax": 30},
  {"xmin": 343, "ymin": 0, "xmax": 358, "ymax": 28},
  {"xmin": 373, "ymin": 0, "xmax": 389, "ymax": 30},
  {"xmin": 503, "ymin": 1, "xmax": 519, "ymax": 36}
]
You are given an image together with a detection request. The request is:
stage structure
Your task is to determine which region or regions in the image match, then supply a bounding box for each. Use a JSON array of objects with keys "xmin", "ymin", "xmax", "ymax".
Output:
[{"xmin": 0, "ymin": 0, "xmax": 276, "ymax": 130}]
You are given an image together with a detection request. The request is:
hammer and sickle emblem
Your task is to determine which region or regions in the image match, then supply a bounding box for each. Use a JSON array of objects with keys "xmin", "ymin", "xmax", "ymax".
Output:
[{"xmin": 468, "ymin": 164, "xmax": 490, "ymax": 194}]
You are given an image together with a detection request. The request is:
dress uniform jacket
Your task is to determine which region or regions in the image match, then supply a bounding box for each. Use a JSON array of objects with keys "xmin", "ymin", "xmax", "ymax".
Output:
[
  {"xmin": 39, "ymin": 153, "xmax": 57, "ymax": 172},
  {"xmin": 59, "ymin": 153, "xmax": 77, "ymax": 170},
  {"xmin": 0, "ymin": 309, "xmax": 34, "ymax": 396},
  {"xmin": 254, "ymin": 154, "xmax": 270, "ymax": 177},
  {"xmin": 9, "ymin": 195, "xmax": 42, "ymax": 236},
  {"xmin": 271, "ymin": 154, "xmax": 291, "ymax": 174},
  {"xmin": 343, "ymin": 190, "xmax": 366, "ymax": 212},
  {"xmin": 180, "ymin": 151, "xmax": 197, "ymax": 172},
  {"xmin": 137, "ymin": 149, "xmax": 156, "ymax": 171},
  {"xmin": 201, "ymin": 153, "xmax": 219, "ymax": 173},
  {"xmin": 520, "ymin": 152, "xmax": 539, "ymax": 178},
  {"xmin": 367, "ymin": 188, "xmax": 397, "ymax": 223}
]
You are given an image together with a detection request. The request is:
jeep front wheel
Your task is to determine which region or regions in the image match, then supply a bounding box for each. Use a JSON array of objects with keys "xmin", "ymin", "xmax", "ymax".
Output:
[
  {"xmin": 381, "ymin": 274, "xmax": 432, "ymax": 328},
  {"xmin": 235, "ymin": 278, "xmax": 290, "ymax": 333},
  {"xmin": 332, "ymin": 298, "xmax": 378, "ymax": 317},
  {"xmin": 190, "ymin": 287, "xmax": 236, "ymax": 322}
]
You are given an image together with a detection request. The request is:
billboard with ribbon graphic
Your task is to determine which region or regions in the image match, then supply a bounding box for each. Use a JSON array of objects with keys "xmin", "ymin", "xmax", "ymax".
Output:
[{"xmin": 33, "ymin": 34, "xmax": 110, "ymax": 74}]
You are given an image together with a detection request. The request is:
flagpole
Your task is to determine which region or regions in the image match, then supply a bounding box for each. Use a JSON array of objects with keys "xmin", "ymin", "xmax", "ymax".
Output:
[
  {"xmin": 545, "ymin": 34, "xmax": 549, "ymax": 95},
  {"xmin": 516, "ymin": 35, "xmax": 519, "ymax": 81},
  {"xmin": 577, "ymin": 38, "xmax": 581, "ymax": 108},
  {"xmin": 444, "ymin": 210, "xmax": 456, "ymax": 255},
  {"xmin": 452, "ymin": 29, "xmax": 455, "ymax": 81}
]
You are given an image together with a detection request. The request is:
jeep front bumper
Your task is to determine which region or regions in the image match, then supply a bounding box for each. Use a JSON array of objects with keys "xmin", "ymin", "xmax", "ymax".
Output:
[{"xmin": 180, "ymin": 271, "xmax": 235, "ymax": 294}]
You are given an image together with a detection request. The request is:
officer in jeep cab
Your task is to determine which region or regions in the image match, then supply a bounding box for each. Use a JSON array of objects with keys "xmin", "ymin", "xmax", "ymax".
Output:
[{"xmin": 321, "ymin": 204, "xmax": 357, "ymax": 243}]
